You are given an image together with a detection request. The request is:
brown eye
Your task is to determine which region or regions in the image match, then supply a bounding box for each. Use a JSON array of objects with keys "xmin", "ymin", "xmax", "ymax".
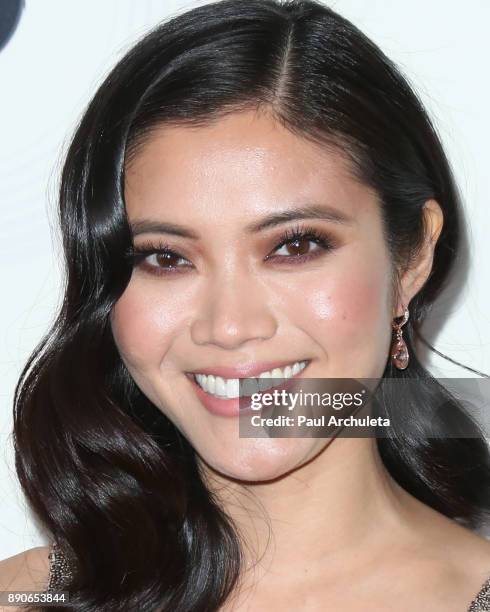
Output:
[
  {"xmin": 274, "ymin": 237, "xmax": 322, "ymax": 258},
  {"xmin": 282, "ymin": 237, "xmax": 312, "ymax": 256},
  {"xmin": 266, "ymin": 226, "xmax": 337, "ymax": 264},
  {"xmin": 155, "ymin": 252, "xmax": 183, "ymax": 268},
  {"xmin": 131, "ymin": 244, "xmax": 193, "ymax": 276}
]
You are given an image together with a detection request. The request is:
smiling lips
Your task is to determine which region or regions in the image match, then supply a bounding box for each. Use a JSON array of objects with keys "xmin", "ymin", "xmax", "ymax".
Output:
[{"xmin": 189, "ymin": 359, "xmax": 309, "ymax": 399}]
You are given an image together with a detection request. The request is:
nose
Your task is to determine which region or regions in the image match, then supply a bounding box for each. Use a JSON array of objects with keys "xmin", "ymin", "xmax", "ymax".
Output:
[{"xmin": 190, "ymin": 269, "xmax": 277, "ymax": 350}]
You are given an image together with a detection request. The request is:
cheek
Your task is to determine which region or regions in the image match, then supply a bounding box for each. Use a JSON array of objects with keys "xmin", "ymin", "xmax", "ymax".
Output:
[
  {"xmin": 110, "ymin": 279, "xmax": 189, "ymax": 371},
  {"xmin": 305, "ymin": 274, "xmax": 386, "ymax": 328},
  {"xmin": 292, "ymin": 252, "xmax": 393, "ymax": 375}
]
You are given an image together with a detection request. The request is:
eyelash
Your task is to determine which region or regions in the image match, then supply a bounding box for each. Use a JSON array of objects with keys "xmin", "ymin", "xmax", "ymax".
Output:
[{"xmin": 128, "ymin": 224, "xmax": 337, "ymax": 277}]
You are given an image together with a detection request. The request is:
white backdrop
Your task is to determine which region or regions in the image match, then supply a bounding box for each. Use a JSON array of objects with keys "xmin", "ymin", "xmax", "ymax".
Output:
[{"xmin": 1, "ymin": 0, "xmax": 489, "ymax": 559}]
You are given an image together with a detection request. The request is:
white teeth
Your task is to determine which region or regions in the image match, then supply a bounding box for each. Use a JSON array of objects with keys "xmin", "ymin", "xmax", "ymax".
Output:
[
  {"xmin": 207, "ymin": 374, "xmax": 216, "ymax": 394},
  {"xmin": 226, "ymin": 378, "xmax": 239, "ymax": 398},
  {"xmin": 192, "ymin": 360, "xmax": 308, "ymax": 399},
  {"xmin": 215, "ymin": 376, "xmax": 226, "ymax": 397}
]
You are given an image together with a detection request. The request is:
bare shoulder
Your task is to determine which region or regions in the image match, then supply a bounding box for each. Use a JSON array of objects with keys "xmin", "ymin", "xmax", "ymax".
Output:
[
  {"xmin": 371, "ymin": 484, "xmax": 490, "ymax": 610},
  {"xmin": 418, "ymin": 504, "xmax": 490, "ymax": 572},
  {"xmin": 435, "ymin": 519, "xmax": 490, "ymax": 609},
  {"xmin": 396, "ymin": 484, "xmax": 490, "ymax": 562},
  {"xmin": 402, "ymin": 496, "xmax": 490, "ymax": 607},
  {"xmin": 0, "ymin": 546, "xmax": 51, "ymax": 609},
  {"xmin": 443, "ymin": 519, "xmax": 490, "ymax": 578}
]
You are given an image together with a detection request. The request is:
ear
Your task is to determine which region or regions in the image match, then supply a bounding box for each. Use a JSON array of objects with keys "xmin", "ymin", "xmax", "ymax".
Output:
[{"xmin": 395, "ymin": 199, "xmax": 444, "ymax": 317}]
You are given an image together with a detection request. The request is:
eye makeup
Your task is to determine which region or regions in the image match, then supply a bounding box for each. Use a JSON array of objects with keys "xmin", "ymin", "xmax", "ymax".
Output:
[{"xmin": 127, "ymin": 222, "xmax": 339, "ymax": 277}]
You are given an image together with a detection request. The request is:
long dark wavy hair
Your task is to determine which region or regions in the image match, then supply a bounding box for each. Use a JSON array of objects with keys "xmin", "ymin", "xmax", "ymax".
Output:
[{"xmin": 13, "ymin": 1, "xmax": 490, "ymax": 610}]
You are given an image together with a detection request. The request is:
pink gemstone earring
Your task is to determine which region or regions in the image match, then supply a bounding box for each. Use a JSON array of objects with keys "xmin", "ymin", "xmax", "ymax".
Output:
[{"xmin": 391, "ymin": 306, "xmax": 410, "ymax": 370}]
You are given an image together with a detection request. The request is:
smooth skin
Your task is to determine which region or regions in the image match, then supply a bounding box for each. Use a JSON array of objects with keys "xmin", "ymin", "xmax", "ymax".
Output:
[{"xmin": 2, "ymin": 110, "xmax": 490, "ymax": 610}]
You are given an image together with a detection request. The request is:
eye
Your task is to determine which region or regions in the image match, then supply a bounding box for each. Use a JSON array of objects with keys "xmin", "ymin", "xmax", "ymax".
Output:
[
  {"xmin": 273, "ymin": 236, "xmax": 322, "ymax": 257},
  {"xmin": 129, "ymin": 240, "xmax": 192, "ymax": 276},
  {"xmin": 146, "ymin": 251, "xmax": 190, "ymax": 269},
  {"xmin": 266, "ymin": 224, "xmax": 337, "ymax": 264}
]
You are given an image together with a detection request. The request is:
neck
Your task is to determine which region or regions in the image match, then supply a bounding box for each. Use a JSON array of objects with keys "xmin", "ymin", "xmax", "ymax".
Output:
[{"xmin": 198, "ymin": 437, "xmax": 418, "ymax": 589}]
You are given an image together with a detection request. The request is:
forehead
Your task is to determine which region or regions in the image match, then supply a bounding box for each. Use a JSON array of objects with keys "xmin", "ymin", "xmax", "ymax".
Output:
[{"xmin": 124, "ymin": 110, "xmax": 376, "ymax": 222}]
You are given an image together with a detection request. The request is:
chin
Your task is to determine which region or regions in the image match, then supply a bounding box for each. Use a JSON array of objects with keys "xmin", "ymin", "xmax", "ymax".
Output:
[{"xmin": 197, "ymin": 437, "xmax": 321, "ymax": 483}]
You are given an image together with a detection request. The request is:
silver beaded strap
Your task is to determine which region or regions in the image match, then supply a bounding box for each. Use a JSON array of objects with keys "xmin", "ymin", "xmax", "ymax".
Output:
[
  {"xmin": 469, "ymin": 577, "xmax": 490, "ymax": 612},
  {"xmin": 46, "ymin": 541, "xmax": 74, "ymax": 592}
]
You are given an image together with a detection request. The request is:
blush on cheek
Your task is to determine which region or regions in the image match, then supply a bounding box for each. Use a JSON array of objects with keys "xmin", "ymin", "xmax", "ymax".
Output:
[
  {"xmin": 111, "ymin": 278, "xmax": 205, "ymax": 387},
  {"xmin": 109, "ymin": 287, "xmax": 177, "ymax": 369},
  {"xmin": 301, "ymin": 266, "xmax": 392, "ymax": 377},
  {"xmin": 339, "ymin": 278, "xmax": 387, "ymax": 329},
  {"xmin": 304, "ymin": 277, "xmax": 383, "ymax": 330},
  {"xmin": 113, "ymin": 276, "xmax": 192, "ymax": 327},
  {"xmin": 335, "ymin": 274, "xmax": 394, "ymax": 373}
]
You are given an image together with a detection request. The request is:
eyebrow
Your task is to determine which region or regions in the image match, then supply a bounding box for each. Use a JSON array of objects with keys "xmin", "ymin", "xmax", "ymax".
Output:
[{"xmin": 130, "ymin": 203, "xmax": 354, "ymax": 239}]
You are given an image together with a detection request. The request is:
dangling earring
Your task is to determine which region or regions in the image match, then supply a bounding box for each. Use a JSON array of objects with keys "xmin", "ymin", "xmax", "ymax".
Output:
[{"xmin": 391, "ymin": 306, "xmax": 410, "ymax": 370}]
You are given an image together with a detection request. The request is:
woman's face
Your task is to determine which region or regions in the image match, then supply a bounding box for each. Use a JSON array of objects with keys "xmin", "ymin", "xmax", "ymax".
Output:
[{"xmin": 111, "ymin": 110, "xmax": 395, "ymax": 481}]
